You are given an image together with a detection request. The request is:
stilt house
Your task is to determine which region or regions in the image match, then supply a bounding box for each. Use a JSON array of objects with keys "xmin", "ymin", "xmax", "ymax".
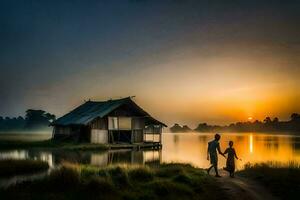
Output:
[{"xmin": 51, "ymin": 97, "xmax": 167, "ymax": 144}]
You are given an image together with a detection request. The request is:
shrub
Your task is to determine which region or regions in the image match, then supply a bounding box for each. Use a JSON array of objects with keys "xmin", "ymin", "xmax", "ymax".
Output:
[
  {"xmin": 128, "ymin": 167, "xmax": 154, "ymax": 182},
  {"xmin": 80, "ymin": 166, "xmax": 99, "ymax": 177},
  {"xmin": 84, "ymin": 176, "xmax": 115, "ymax": 193},
  {"xmin": 98, "ymin": 169, "xmax": 110, "ymax": 178},
  {"xmin": 173, "ymin": 173, "xmax": 193, "ymax": 186},
  {"xmin": 238, "ymin": 162, "xmax": 300, "ymax": 200},
  {"xmin": 155, "ymin": 165, "xmax": 184, "ymax": 178},
  {"xmin": 48, "ymin": 166, "xmax": 80, "ymax": 189},
  {"xmin": 148, "ymin": 180, "xmax": 193, "ymax": 196},
  {"xmin": 108, "ymin": 166, "xmax": 130, "ymax": 188}
]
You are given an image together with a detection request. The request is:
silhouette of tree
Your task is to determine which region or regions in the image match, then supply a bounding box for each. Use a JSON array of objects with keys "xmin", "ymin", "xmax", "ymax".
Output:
[
  {"xmin": 291, "ymin": 113, "xmax": 300, "ymax": 122},
  {"xmin": 25, "ymin": 109, "xmax": 56, "ymax": 129},
  {"xmin": 44, "ymin": 113, "xmax": 56, "ymax": 122},
  {"xmin": 264, "ymin": 117, "xmax": 272, "ymax": 124},
  {"xmin": 170, "ymin": 123, "xmax": 183, "ymax": 133},
  {"xmin": 0, "ymin": 110, "xmax": 55, "ymax": 132},
  {"xmin": 273, "ymin": 117, "xmax": 279, "ymax": 123},
  {"xmin": 182, "ymin": 125, "xmax": 192, "ymax": 132},
  {"xmin": 17, "ymin": 116, "xmax": 24, "ymax": 121},
  {"xmin": 191, "ymin": 113, "xmax": 300, "ymax": 133},
  {"xmin": 170, "ymin": 123, "xmax": 193, "ymax": 133}
]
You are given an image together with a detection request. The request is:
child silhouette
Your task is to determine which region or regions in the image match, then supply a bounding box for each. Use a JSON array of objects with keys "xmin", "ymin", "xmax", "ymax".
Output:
[{"xmin": 223, "ymin": 141, "xmax": 241, "ymax": 178}]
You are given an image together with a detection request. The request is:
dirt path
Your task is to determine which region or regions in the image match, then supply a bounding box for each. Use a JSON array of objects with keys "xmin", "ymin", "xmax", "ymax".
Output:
[{"xmin": 214, "ymin": 170, "xmax": 278, "ymax": 200}]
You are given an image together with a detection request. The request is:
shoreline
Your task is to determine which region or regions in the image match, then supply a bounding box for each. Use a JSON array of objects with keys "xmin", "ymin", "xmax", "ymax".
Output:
[{"xmin": 0, "ymin": 139, "xmax": 162, "ymax": 151}]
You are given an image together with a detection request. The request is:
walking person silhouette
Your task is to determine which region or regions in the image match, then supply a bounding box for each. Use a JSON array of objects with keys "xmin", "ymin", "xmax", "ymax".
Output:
[
  {"xmin": 207, "ymin": 133, "xmax": 225, "ymax": 177},
  {"xmin": 223, "ymin": 141, "xmax": 242, "ymax": 178}
]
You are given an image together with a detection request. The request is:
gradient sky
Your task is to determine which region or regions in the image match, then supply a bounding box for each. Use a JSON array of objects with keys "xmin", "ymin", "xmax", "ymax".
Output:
[{"xmin": 1, "ymin": 0, "xmax": 300, "ymax": 127}]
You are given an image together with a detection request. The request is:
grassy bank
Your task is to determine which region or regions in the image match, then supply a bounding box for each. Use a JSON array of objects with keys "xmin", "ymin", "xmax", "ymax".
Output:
[
  {"xmin": 0, "ymin": 159, "xmax": 49, "ymax": 177},
  {"xmin": 237, "ymin": 162, "xmax": 300, "ymax": 200},
  {"xmin": 0, "ymin": 140, "xmax": 108, "ymax": 151},
  {"xmin": 0, "ymin": 163, "xmax": 228, "ymax": 200}
]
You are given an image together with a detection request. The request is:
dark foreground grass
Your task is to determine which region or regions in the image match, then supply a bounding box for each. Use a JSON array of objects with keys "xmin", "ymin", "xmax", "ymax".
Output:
[
  {"xmin": 0, "ymin": 159, "xmax": 49, "ymax": 177},
  {"xmin": 237, "ymin": 162, "xmax": 300, "ymax": 200},
  {"xmin": 0, "ymin": 163, "xmax": 229, "ymax": 200},
  {"xmin": 0, "ymin": 140, "xmax": 108, "ymax": 151}
]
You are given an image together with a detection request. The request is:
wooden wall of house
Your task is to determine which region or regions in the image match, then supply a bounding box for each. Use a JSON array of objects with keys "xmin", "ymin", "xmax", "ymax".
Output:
[
  {"xmin": 52, "ymin": 126, "xmax": 73, "ymax": 141},
  {"xmin": 54, "ymin": 126, "xmax": 71, "ymax": 135},
  {"xmin": 132, "ymin": 118, "xmax": 144, "ymax": 143},
  {"xmin": 132, "ymin": 130, "xmax": 143, "ymax": 143},
  {"xmin": 90, "ymin": 118, "xmax": 108, "ymax": 144},
  {"xmin": 107, "ymin": 117, "xmax": 145, "ymax": 130},
  {"xmin": 144, "ymin": 125, "xmax": 162, "ymax": 134},
  {"xmin": 91, "ymin": 118, "xmax": 107, "ymax": 129},
  {"xmin": 91, "ymin": 130, "xmax": 108, "ymax": 144},
  {"xmin": 132, "ymin": 117, "xmax": 144, "ymax": 130}
]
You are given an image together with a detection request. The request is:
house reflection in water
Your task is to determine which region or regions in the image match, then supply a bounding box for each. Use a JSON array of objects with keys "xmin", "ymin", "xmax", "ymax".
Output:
[
  {"xmin": 91, "ymin": 150, "xmax": 162, "ymax": 166},
  {"xmin": 0, "ymin": 149, "xmax": 162, "ymax": 168}
]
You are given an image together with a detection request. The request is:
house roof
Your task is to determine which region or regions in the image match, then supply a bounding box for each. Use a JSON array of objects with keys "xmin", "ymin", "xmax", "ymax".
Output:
[{"xmin": 52, "ymin": 97, "xmax": 167, "ymax": 127}]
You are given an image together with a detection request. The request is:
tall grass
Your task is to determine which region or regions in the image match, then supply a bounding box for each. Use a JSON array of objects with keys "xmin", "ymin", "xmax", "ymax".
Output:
[
  {"xmin": 238, "ymin": 162, "xmax": 300, "ymax": 199},
  {"xmin": 0, "ymin": 163, "xmax": 229, "ymax": 200},
  {"xmin": 244, "ymin": 161, "xmax": 300, "ymax": 169},
  {"xmin": 0, "ymin": 159, "xmax": 49, "ymax": 177}
]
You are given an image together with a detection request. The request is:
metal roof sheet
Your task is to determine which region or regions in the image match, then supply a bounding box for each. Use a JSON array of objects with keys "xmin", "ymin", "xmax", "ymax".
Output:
[{"xmin": 52, "ymin": 97, "xmax": 167, "ymax": 127}]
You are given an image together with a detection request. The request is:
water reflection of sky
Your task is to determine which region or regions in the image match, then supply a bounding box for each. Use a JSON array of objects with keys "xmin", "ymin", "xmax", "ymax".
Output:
[
  {"xmin": 162, "ymin": 133, "xmax": 300, "ymax": 169},
  {"xmin": 0, "ymin": 133, "xmax": 300, "ymax": 170}
]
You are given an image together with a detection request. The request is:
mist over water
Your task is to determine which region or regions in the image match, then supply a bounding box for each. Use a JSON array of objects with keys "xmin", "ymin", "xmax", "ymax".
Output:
[{"xmin": 0, "ymin": 132, "xmax": 52, "ymax": 141}]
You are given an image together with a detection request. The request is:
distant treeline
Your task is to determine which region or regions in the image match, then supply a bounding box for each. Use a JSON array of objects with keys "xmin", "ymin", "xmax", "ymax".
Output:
[
  {"xmin": 0, "ymin": 109, "xmax": 55, "ymax": 132},
  {"xmin": 170, "ymin": 124, "xmax": 192, "ymax": 133},
  {"xmin": 170, "ymin": 113, "xmax": 300, "ymax": 133}
]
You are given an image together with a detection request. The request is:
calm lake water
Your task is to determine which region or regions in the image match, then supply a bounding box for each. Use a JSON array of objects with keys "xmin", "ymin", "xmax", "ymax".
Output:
[{"xmin": 1, "ymin": 132, "xmax": 300, "ymax": 170}]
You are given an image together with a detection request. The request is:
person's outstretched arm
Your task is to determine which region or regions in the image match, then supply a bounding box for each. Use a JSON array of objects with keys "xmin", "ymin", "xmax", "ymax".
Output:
[
  {"xmin": 233, "ymin": 149, "xmax": 241, "ymax": 160},
  {"xmin": 217, "ymin": 144, "xmax": 226, "ymax": 158},
  {"xmin": 207, "ymin": 144, "xmax": 210, "ymax": 160},
  {"xmin": 224, "ymin": 148, "xmax": 228, "ymax": 155}
]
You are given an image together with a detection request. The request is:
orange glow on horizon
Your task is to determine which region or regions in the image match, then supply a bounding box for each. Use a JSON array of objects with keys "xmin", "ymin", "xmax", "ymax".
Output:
[{"xmin": 52, "ymin": 47, "xmax": 300, "ymax": 127}]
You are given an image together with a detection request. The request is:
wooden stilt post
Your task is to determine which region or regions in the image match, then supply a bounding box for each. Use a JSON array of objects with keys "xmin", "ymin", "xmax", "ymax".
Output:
[
  {"xmin": 152, "ymin": 126, "xmax": 155, "ymax": 145},
  {"xmin": 118, "ymin": 117, "xmax": 120, "ymax": 143},
  {"xmin": 159, "ymin": 126, "xmax": 162, "ymax": 144}
]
